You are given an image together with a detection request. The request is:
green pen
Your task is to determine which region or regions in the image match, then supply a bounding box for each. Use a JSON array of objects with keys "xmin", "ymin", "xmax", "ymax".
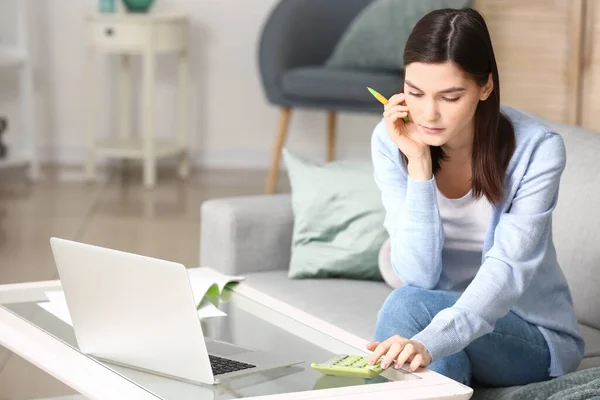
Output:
[{"xmin": 367, "ymin": 87, "xmax": 410, "ymax": 123}]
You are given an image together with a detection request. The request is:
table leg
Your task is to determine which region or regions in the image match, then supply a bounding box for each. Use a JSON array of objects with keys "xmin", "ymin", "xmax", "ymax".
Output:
[
  {"xmin": 118, "ymin": 54, "xmax": 132, "ymax": 140},
  {"xmin": 177, "ymin": 47, "xmax": 190, "ymax": 179},
  {"xmin": 142, "ymin": 50, "xmax": 156, "ymax": 189},
  {"xmin": 84, "ymin": 47, "xmax": 96, "ymax": 182},
  {"xmin": 20, "ymin": 60, "xmax": 39, "ymax": 180},
  {"xmin": 118, "ymin": 54, "xmax": 132, "ymax": 172}
]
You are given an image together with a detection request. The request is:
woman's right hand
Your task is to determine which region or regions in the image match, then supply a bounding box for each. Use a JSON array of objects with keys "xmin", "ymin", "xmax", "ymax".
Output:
[{"xmin": 383, "ymin": 93, "xmax": 429, "ymax": 161}]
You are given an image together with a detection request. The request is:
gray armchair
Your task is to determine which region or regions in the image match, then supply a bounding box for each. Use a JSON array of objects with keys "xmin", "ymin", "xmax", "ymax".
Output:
[{"xmin": 259, "ymin": 0, "xmax": 404, "ymax": 193}]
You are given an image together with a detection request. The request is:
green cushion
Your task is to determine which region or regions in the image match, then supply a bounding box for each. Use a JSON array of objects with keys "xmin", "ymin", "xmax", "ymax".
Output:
[
  {"xmin": 283, "ymin": 149, "xmax": 387, "ymax": 280},
  {"xmin": 325, "ymin": 0, "xmax": 472, "ymax": 72}
]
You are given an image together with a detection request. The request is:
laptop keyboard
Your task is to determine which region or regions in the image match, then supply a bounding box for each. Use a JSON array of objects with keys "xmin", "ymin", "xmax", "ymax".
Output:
[{"xmin": 209, "ymin": 354, "xmax": 256, "ymax": 376}]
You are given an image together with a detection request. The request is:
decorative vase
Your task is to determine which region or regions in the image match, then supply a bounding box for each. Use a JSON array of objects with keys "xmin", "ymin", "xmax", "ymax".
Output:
[
  {"xmin": 98, "ymin": 0, "xmax": 116, "ymax": 13},
  {"xmin": 122, "ymin": 0, "xmax": 155, "ymax": 13}
]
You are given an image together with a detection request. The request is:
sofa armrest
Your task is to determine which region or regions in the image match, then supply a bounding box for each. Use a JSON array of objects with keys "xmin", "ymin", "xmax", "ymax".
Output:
[{"xmin": 199, "ymin": 194, "xmax": 293, "ymax": 276}]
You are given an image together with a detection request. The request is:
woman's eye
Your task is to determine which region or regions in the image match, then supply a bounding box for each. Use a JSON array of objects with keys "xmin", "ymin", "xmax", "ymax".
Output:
[
  {"xmin": 408, "ymin": 92, "xmax": 423, "ymax": 97},
  {"xmin": 443, "ymin": 97, "xmax": 461, "ymax": 103}
]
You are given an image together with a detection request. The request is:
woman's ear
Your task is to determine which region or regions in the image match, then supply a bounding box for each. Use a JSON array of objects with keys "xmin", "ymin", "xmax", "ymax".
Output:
[{"xmin": 480, "ymin": 73, "xmax": 494, "ymax": 101}]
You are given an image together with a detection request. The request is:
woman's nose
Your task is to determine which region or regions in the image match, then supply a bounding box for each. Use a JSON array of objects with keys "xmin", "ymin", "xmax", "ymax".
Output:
[{"xmin": 423, "ymin": 99, "xmax": 440, "ymax": 122}]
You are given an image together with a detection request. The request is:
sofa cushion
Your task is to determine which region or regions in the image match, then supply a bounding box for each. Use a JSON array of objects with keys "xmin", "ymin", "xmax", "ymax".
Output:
[
  {"xmin": 577, "ymin": 356, "xmax": 600, "ymax": 371},
  {"xmin": 525, "ymin": 114, "xmax": 600, "ymax": 329},
  {"xmin": 283, "ymin": 150, "xmax": 388, "ymax": 281},
  {"xmin": 378, "ymin": 237, "xmax": 403, "ymax": 289},
  {"xmin": 282, "ymin": 66, "xmax": 402, "ymax": 104},
  {"xmin": 470, "ymin": 385, "xmax": 522, "ymax": 400},
  {"xmin": 580, "ymin": 324, "xmax": 600, "ymax": 358},
  {"xmin": 244, "ymin": 269, "xmax": 392, "ymax": 340}
]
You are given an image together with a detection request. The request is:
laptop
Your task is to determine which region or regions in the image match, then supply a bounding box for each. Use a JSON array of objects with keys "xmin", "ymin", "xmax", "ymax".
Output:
[{"xmin": 49, "ymin": 237, "xmax": 304, "ymax": 385}]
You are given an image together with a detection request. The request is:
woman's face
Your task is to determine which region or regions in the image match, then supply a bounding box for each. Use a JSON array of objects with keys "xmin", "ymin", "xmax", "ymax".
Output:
[{"xmin": 403, "ymin": 62, "xmax": 493, "ymax": 149}]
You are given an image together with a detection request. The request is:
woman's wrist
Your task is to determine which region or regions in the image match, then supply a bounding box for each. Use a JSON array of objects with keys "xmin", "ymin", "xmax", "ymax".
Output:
[{"xmin": 407, "ymin": 154, "xmax": 433, "ymax": 181}]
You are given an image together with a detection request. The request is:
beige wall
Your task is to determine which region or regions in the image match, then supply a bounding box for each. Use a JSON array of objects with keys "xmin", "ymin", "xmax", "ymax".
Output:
[{"xmin": 0, "ymin": 0, "xmax": 381, "ymax": 169}]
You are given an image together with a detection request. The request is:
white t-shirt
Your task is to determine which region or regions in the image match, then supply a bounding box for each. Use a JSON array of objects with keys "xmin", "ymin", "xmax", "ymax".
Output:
[{"xmin": 436, "ymin": 186, "xmax": 493, "ymax": 291}]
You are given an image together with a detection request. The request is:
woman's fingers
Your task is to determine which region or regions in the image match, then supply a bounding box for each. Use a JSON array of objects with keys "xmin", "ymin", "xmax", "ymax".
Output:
[
  {"xmin": 367, "ymin": 341, "xmax": 391, "ymax": 365},
  {"xmin": 383, "ymin": 105, "xmax": 409, "ymax": 117},
  {"xmin": 368, "ymin": 336, "xmax": 413, "ymax": 367},
  {"xmin": 395, "ymin": 342, "xmax": 415, "ymax": 368},
  {"xmin": 381, "ymin": 342, "xmax": 403, "ymax": 369},
  {"xmin": 365, "ymin": 342, "xmax": 380, "ymax": 351},
  {"xmin": 386, "ymin": 93, "xmax": 406, "ymax": 109},
  {"xmin": 409, "ymin": 353, "xmax": 423, "ymax": 372},
  {"xmin": 388, "ymin": 112, "xmax": 408, "ymax": 123}
]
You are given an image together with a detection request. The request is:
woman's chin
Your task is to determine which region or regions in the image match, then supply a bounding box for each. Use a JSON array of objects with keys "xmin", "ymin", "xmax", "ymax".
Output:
[{"xmin": 422, "ymin": 136, "xmax": 448, "ymax": 147}]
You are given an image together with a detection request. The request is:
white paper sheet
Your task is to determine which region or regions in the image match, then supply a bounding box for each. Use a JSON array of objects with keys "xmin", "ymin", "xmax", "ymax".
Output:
[{"xmin": 187, "ymin": 267, "xmax": 245, "ymax": 305}]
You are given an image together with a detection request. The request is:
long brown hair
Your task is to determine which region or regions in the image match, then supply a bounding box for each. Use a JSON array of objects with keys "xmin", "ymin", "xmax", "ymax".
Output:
[{"xmin": 403, "ymin": 8, "xmax": 515, "ymax": 204}]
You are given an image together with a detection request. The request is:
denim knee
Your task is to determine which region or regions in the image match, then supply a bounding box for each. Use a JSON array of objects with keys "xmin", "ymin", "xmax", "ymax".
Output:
[
  {"xmin": 428, "ymin": 351, "xmax": 472, "ymax": 386},
  {"xmin": 377, "ymin": 285, "xmax": 433, "ymax": 322},
  {"xmin": 375, "ymin": 286, "xmax": 433, "ymax": 341}
]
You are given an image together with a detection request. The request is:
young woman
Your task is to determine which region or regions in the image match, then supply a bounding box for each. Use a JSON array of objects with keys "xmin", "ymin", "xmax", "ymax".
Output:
[{"xmin": 367, "ymin": 7, "xmax": 584, "ymax": 387}]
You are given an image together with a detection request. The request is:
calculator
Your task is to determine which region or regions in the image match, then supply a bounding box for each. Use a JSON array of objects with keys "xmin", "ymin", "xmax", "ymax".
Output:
[{"xmin": 310, "ymin": 354, "xmax": 384, "ymax": 379}]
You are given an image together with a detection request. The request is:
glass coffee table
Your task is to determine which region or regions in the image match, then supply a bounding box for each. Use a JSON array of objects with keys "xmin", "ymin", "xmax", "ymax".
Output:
[{"xmin": 0, "ymin": 279, "xmax": 472, "ymax": 399}]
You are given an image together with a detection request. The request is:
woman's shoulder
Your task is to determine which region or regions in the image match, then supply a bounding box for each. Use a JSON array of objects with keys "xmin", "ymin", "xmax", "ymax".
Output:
[{"xmin": 501, "ymin": 105, "xmax": 566, "ymax": 164}]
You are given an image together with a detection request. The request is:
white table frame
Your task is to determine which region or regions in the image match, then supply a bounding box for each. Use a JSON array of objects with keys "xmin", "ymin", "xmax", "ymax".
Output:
[{"xmin": 0, "ymin": 280, "xmax": 473, "ymax": 400}]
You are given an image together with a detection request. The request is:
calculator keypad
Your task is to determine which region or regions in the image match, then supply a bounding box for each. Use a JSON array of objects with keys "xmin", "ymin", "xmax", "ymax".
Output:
[
  {"xmin": 311, "ymin": 354, "xmax": 385, "ymax": 378},
  {"xmin": 320, "ymin": 354, "xmax": 381, "ymax": 369}
]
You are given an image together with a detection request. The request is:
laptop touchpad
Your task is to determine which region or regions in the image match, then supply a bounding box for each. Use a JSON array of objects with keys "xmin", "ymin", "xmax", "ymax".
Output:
[{"xmin": 205, "ymin": 340, "xmax": 253, "ymax": 357}]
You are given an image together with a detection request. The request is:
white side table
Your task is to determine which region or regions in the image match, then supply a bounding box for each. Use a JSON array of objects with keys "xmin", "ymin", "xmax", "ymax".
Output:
[{"xmin": 84, "ymin": 12, "xmax": 190, "ymax": 188}]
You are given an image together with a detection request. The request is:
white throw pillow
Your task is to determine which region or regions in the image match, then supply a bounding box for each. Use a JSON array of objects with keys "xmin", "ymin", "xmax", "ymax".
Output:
[{"xmin": 378, "ymin": 238, "xmax": 403, "ymax": 289}]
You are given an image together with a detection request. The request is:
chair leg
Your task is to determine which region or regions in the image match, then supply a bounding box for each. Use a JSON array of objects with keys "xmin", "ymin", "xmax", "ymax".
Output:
[
  {"xmin": 265, "ymin": 107, "xmax": 292, "ymax": 194},
  {"xmin": 327, "ymin": 111, "xmax": 337, "ymax": 162}
]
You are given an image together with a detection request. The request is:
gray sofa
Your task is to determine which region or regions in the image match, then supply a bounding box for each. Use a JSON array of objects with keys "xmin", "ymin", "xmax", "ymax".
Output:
[{"xmin": 199, "ymin": 113, "xmax": 600, "ymax": 399}]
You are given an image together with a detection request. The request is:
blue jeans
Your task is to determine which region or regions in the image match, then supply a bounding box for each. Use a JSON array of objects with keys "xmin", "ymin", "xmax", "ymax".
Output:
[{"xmin": 374, "ymin": 286, "xmax": 552, "ymax": 387}]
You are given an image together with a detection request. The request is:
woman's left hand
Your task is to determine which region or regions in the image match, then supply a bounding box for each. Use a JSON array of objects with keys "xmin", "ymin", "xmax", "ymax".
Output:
[{"xmin": 366, "ymin": 335, "xmax": 432, "ymax": 372}]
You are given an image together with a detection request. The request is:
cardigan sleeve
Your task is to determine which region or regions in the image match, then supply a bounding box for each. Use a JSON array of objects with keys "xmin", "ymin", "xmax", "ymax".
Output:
[{"xmin": 371, "ymin": 121, "xmax": 444, "ymax": 290}]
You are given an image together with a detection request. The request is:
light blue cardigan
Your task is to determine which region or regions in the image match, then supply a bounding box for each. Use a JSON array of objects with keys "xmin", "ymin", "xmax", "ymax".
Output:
[{"xmin": 371, "ymin": 105, "xmax": 584, "ymax": 377}]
